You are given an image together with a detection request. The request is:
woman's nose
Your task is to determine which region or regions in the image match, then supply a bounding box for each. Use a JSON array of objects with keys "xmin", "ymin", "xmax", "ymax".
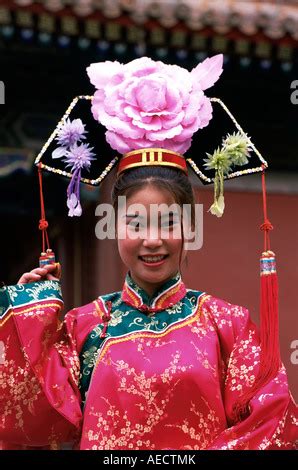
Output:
[{"xmin": 142, "ymin": 232, "xmax": 163, "ymax": 248}]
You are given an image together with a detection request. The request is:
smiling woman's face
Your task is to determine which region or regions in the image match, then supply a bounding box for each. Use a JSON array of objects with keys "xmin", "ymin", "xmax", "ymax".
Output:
[{"xmin": 116, "ymin": 184, "xmax": 186, "ymax": 297}]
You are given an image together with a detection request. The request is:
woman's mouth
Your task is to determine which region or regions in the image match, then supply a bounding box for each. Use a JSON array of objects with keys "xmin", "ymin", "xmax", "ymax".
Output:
[{"xmin": 138, "ymin": 254, "xmax": 169, "ymax": 266}]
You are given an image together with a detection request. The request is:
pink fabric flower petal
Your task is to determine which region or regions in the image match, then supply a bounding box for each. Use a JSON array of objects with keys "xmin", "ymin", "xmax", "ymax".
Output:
[
  {"xmin": 132, "ymin": 116, "xmax": 162, "ymax": 131},
  {"xmin": 91, "ymin": 90, "xmax": 105, "ymax": 121},
  {"xmin": 164, "ymin": 64, "xmax": 192, "ymax": 93},
  {"xmin": 135, "ymin": 77, "xmax": 167, "ymax": 113},
  {"xmin": 191, "ymin": 54, "xmax": 223, "ymax": 91},
  {"xmin": 105, "ymin": 131, "xmax": 131, "ymax": 154},
  {"xmin": 123, "ymin": 57, "xmax": 159, "ymax": 77},
  {"xmin": 87, "ymin": 55, "xmax": 223, "ymax": 154},
  {"xmin": 176, "ymin": 139, "xmax": 192, "ymax": 154},
  {"xmin": 115, "ymin": 101, "xmax": 130, "ymax": 121},
  {"xmin": 97, "ymin": 106, "xmax": 145, "ymax": 139},
  {"xmin": 106, "ymin": 131, "xmax": 152, "ymax": 154},
  {"xmin": 146, "ymin": 124, "xmax": 183, "ymax": 141},
  {"xmin": 87, "ymin": 61, "xmax": 123, "ymax": 90},
  {"xmin": 173, "ymin": 121, "xmax": 201, "ymax": 142},
  {"xmin": 162, "ymin": 111, "xmax": 185, "ymax": 130},
  {"xmin": 123, "ymin": 105, "xmax": 142, "ymax": 121},
  {"xmin": 197, "ymin": 96, "xmax": 213, "ymax": 128},
  {"xmin": 164, "ymin": 83, "xmax": 182, "ymax": 113},
  {"xmin": 163, "ymin": 138, "xmax": 192, "ymax": 154},
  {"xmin": 140, "ymin": 110, "xmax": 172, "ymax": 117},
  {"xmin": 182, "ymin": 90, "xmax": 204, "ymax": 126},
  {"xmin": 103, "ymin": 89, "xmax": 121, "ymax": 117},
  {"xmin": 123, "ymin": 78, "xmax": 141, "ymax": 106}
]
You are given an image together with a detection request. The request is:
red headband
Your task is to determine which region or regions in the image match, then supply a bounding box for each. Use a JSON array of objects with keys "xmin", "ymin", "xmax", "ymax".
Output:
[{"xmin": 117, "ymin": 148, "xmax": 188, "ymax": 176}]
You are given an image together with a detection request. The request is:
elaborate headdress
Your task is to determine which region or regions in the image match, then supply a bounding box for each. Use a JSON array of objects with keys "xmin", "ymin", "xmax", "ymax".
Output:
[{"xmin": 34, "ymin": 55, "xmax": 279, "ymax": 421}]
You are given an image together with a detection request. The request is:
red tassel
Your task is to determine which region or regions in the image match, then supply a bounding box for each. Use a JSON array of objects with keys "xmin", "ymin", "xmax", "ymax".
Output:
[
  {"xmin": 233, "ymin": 251, "xmax": 281, "ymax": 422},
  {"xmin": 233, "ymin": 169, "xmax": 281, "ymax": 422},
  {"xmin": 259, "ymin": 250, "xmax": 280, "ymax": 378},
  {"xmin": 37, "ymin": 164, "xmax": 62, "ymax": 280},
  {"xmin": 38, "ymin": 164, "xmax": 50, "ymax": 254}
]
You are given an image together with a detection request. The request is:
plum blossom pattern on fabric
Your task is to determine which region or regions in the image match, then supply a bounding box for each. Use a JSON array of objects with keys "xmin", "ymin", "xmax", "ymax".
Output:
[{"xmin": 86, "ymin": 55, "xmax": 223, "ymax": 155}]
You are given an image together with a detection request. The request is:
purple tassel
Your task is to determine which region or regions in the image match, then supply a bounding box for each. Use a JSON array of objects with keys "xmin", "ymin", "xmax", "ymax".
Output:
[{"xmin": 67, "ymin": 168, "xmax": 82, "ymax": 217}]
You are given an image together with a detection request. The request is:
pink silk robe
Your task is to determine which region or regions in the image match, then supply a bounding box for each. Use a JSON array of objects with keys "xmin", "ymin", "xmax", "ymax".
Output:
[{"xmin": 0, "ymin": 272, "xmax": 297, "ymax": 450}]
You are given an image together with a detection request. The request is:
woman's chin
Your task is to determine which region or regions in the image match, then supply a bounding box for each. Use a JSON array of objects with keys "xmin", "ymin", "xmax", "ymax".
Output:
[{"xmin": 138, "ymin": 266, "xmax": 177, "ymax": 283}]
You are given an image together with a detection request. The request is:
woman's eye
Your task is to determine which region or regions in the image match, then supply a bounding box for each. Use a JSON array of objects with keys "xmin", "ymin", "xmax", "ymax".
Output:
[
  {"xmin": 161, "ymin": 219, "xmax": 178, "ymax": 227},
  {"xmin": 128, "ymin": 220, "xmax": 143, "ymax": 230}
]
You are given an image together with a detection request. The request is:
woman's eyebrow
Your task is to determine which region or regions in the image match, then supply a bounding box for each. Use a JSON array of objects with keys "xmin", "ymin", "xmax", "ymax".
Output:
[
  {"xmin": 123, "ymin": 212, "xmax": 180, "ymax": 219},
  {"xmin": 124, "ymin": 214, "xmax": 144, "ymax": 218},
  {"xmin": 161, "ymin": 212, "xmax": 179, "ymax": 218}
]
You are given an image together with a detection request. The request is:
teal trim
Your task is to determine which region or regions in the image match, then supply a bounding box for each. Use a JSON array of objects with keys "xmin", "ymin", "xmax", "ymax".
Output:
[
  {"xmin": 0, "ymin": 286, "xmax": 11, "ymax": 319},
  {"xmin": 125, "ymin": 270, "xmax": 181, "ymax": 307},
  {"xmin": 0, "ymin": 280, "xmax": 63, "ymax": 312}
]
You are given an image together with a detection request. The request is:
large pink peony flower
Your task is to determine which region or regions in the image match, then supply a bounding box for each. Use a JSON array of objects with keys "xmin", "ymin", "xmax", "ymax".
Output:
[{"xmin": 87, "ymin": 55, "xmax": 223, "ymax": 155}]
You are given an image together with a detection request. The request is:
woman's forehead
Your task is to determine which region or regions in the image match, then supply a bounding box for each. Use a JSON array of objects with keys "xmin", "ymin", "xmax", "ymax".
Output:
[{"xmin": 126, "ymin": 185, "xmax": 177, "ymax": 204}]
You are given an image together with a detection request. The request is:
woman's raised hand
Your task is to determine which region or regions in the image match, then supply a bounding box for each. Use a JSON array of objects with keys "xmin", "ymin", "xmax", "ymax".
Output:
[{"xmin": 17, "ymin": 264, "xmax": 59, "ymax": 284}]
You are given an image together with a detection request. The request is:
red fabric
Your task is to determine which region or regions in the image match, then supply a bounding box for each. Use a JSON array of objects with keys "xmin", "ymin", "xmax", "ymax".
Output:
[
  {"xmin": 117, "ymin": 149, "xmax": 188, "ymax": 175},
  {"xmin": 0, "ymin": 294, "xmax": 297, "ymax": 450}
]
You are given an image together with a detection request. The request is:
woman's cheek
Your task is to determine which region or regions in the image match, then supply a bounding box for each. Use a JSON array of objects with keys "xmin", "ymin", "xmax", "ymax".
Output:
[
  {"xmin": 117, "ymin": 235, "xmax": 140, "ymax": 260},
  {"xmin": 167, "ymin": 232, "xmax": 184, "ymax": 253}
]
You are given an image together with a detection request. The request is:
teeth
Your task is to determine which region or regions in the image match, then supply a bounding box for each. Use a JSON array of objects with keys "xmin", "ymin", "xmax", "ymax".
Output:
[{"xmin": 141, "ymin": 255, "xmax": 165, "ymax": 262}]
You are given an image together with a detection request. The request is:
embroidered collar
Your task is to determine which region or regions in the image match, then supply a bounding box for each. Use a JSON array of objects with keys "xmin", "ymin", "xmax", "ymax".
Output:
[{"xmin": 121, "ymin": 271, "xmax": 187, "ymax": 313}]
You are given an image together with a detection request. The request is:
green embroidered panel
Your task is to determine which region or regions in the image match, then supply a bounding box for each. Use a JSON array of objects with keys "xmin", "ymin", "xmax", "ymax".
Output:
[
  {"xmin": 125, "ymin": 271, "xmax": 181, "ymax": 307},
  {"xmin": 0, "ymin": 286, "xmax": 11, "ymax": 320},
  {"xmin": 1, "ymin": 280, "xmax": 63, "ymax": 311}
]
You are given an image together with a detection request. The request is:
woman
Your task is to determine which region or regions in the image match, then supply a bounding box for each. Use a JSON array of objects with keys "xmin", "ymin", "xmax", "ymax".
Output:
[{"xmin": 0, "ymin": 165, "xmax": 297, "ymax": 450}]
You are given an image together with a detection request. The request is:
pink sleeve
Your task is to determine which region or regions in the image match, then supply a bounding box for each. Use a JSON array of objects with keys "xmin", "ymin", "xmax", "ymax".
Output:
[
  {"xmin": 0, "ymin": 281, "xmax": 104, "ymax": 449},
  {"xmin": 204, "ymin": 296, "xmax": 298, "ymax": 450}
]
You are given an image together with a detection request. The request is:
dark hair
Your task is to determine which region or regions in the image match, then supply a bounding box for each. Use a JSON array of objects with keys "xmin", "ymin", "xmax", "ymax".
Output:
[{"xmin": 111, "ymin": 166, "xmax": 196, "ymax": 271}]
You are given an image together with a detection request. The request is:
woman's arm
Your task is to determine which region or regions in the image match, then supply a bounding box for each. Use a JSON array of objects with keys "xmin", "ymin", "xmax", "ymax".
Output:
[
  {"xmin": 203, "ymin": 296, "xmax": 298, "ymax": 450},
  {"xmin": 0, "ymin": 270, "xmax": 82, "ymax": 449}
]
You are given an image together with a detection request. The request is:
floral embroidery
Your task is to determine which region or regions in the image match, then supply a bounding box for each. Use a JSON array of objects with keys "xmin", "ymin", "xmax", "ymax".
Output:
[
  {"xmin": 0, "ymin": 349, "xmax": 41, "ymax": 431},
  {"xmin": 226, "ymin": 329, "xmax": 259, "ymax": 392},
  {"xmin": 84, "ymin": 351, "xmax": 196, "ymax": 450},
  {"xmin": 165, "ymin": 398, "xmax": 222, "ymax": 449},
  {"xmin": 0, "ymin": 275, "xmax": 296, "ymax": 450}
]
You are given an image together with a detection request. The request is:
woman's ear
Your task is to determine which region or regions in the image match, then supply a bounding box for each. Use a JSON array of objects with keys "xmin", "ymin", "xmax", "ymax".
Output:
[
  {"xmin": 114, "ymin": 219, "xmax": 118, "ymax": 239},
  {"xmin": 185, "ymin": 255, "xmax": 189, "ymax": 268}
]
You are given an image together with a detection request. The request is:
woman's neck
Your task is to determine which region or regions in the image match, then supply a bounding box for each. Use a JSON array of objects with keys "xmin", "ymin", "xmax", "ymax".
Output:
[{"xmin": 129, "ymin": 271, "xmax": 180, "ymax": 299}]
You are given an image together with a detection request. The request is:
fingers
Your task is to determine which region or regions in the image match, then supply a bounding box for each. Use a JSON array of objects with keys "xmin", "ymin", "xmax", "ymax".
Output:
[
  {"xmin": 45, "ymin": 263, "xmax": 61, "ymax": 281},
  {"xmin": 18, "ymin": 272, "xmax": 42, "ymax": 284},
  {"xmin": 40, "ymin": 264, "xmax": 57, "ymax": 272},
  {"xmin": 51, "ymin": 262, "xmax": 61, "ymax": 281},
  {"xmin": 17, "ymin": 264, "xmax": 59, "ymax": 284}
]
